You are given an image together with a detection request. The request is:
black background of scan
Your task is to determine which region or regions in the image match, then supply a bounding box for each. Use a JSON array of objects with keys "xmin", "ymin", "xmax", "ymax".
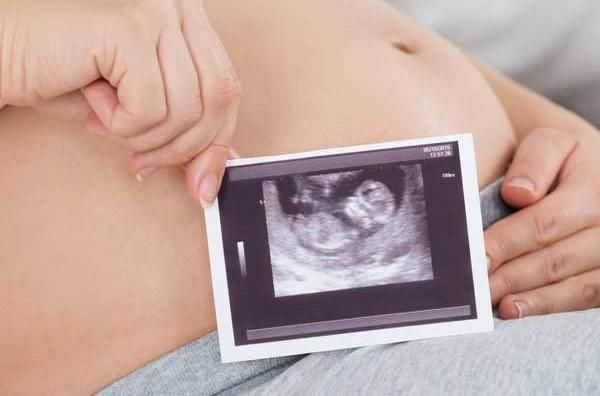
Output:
[{"xmin": 217, "ymin": 142, "xmax": 476, "ymax": 346}]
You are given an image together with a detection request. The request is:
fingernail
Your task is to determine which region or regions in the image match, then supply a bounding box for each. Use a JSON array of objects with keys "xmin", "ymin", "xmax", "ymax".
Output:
[
  {"xmin": 198, "ymin": 174, "xmax": 218, "ymax": 208},
  {"xmin": 135, "ymin": 166, "xmax": 159, "ymax": 183},
  {"xmin": 514, "ymin": 300, "xmax": 529, "ymax": 318},
  {"xmin": 507, "ymin": 177, "xmax": 535, "ymax": 193}
]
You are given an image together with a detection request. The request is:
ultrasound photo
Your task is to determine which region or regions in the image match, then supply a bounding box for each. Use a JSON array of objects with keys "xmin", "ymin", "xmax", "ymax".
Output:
[{"xmin": 263, "ymin": 164, "xmax": 433, "ymax": 297}]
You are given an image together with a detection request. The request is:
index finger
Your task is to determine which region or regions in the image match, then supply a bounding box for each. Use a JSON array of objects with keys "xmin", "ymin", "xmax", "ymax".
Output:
[{"xmin": 485, "ymin": 184, "xmax": 595, "ymax": 272}]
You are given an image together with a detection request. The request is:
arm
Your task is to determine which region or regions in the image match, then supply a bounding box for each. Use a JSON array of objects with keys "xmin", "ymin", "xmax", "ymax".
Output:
[{"xmin": 474, "ymin": 59, "xmax": 598, "ymax": 140}]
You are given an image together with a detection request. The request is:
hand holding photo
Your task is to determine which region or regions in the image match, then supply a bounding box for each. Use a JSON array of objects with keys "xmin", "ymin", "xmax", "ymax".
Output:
[{"xmin": 204, "ymin": 134, "xmax": 492, "ymax": 362}]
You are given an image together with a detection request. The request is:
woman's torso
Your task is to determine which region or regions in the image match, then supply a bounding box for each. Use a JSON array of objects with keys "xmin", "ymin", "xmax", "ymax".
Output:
[{"xmin": 0, "ymin": 0, "xmax": 515, "ymax": 393}]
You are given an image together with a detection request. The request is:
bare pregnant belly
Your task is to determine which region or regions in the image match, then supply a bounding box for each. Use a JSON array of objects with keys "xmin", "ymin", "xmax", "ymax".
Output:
[{"xmin": 0, "ymin": 0, "xmax": 515, "ymax": 394}]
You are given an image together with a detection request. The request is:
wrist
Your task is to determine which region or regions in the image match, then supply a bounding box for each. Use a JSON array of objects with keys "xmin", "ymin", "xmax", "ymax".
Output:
[
  {"xmin": 0, "ymin": 1, "xmax": 23, "ymax": 106},
  {"xmin": 0, "ymin": 5, "xmax": 4, "ymax": 104},
  {"xmin": 0, "ymin": 2, "xmax": 12, "ymax": 105}
]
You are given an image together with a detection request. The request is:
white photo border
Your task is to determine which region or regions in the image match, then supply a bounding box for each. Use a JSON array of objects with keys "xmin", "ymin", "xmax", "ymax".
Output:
[{"xmin": 204, "ymin": 133, "xmax": 493, "ymax": 363}]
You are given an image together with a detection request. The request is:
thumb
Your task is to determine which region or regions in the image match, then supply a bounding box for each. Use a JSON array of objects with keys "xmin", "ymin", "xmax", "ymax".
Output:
[
  {"xmin": 184, "ymin": 144, "xmax": 230, "ymax": 208},
  {"xmin": 82, "ymin": 80, "xmax": 119, "ymax": 135},
  {"xmin": 502, "ymin": 128, "xmax": 577, "ymax": 208}
]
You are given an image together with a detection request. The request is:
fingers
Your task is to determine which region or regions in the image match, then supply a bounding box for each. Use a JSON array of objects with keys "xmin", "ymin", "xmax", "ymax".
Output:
[
  {"xmin": 485, "ymin": 185, "xmax": 596, "ymax": 273},
  {"xmin": 185, "ymin": 144, "xmax": 230, "ymax": 207},
  {"xmin": 129, "ymin": 82, "xmax": 238, "ymax": 176},
  {"xmin": 489, "ymin": 227, "xmax": 600, "ymax": 305},
  {"xmin": 86, "ymin": 111, "xmax": 131, "ymax": 148},
  {"xmin": 501, "ymin": 128, "xmax": 577, "ymax": 208},
  {"xmin": 131, "ymin": 0, "xmax": 240, "ymax": 199},
  {"xmin": 80, "ymin": 1, "xmax": 239, "ymax": 205},
  {"xmin": 125, "ymin": 24, "xmax": 202, "ymax": 154},
  {"xmin": 84, "ymin": 27, "xmax": 167, "ymax": 138},
  {"xmin": 82, "ymin": 82, "xmax": 132, "ymax": 147},
  {"xmin": 179, "ymin": 0, "xmax": 241, "ymax": 149},
  {"xmin": 187, "ymin": 97, "xmax": 240, "ymax": 205},
  {"xmin": 497, "ymin": 268, "xmax": 600, "ymax": 319}
]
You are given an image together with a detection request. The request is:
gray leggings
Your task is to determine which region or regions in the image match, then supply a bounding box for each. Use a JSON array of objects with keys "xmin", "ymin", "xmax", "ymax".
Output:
[{"xmin": 100, "ymin": 180, "xmax": 600, "ymax": 395}]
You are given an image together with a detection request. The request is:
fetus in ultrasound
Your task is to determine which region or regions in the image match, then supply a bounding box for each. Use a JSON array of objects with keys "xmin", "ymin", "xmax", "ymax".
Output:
[
  {"xmin": 263, "ymin": 164, "xmax": 433, "ymax": 297},
  {"xmin": 276, "ymin": 168, "xmax": 403, "ymax": 255}
]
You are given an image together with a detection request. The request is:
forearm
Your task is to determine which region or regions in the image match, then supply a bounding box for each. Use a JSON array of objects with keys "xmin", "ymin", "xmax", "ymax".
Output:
[
  {"xmin": 0, "ymin": 0, "xmax": 16, "ymax": 109},
  {"xmin": 474, "ymin": 59, "xmax": 598, "ymax": 141},
  {"xmin": 0, "ymin": 3, "xmax": 5, "ymax": 108}
]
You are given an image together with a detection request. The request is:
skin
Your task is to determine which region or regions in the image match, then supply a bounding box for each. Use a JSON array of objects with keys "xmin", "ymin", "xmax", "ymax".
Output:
[
  {"xmin": 0, "ymin": 0, "xmax": 598, "ymax": 394},
  {"xmin": 487, "ymin": 128, "xmax": 600, "ymax": 318},
  {"xmin": 0, "ymin": 0, "xmax": 240, "ymax": 205},
  {"xmin": 474, "ymin": 63, "xmax": 600, "ymax": 319}
]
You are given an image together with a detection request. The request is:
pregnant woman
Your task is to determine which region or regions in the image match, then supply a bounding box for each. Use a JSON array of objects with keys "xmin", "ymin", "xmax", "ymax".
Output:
[{"xmin": 1, "ymin": 0, "xmax": 599, "ymax": 394}]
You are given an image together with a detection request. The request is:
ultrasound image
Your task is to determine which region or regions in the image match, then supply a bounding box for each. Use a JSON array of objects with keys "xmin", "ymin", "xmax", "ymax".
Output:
[{"xmin": 263, "ymin": 164, "xmax": 433, "ymax": 297}]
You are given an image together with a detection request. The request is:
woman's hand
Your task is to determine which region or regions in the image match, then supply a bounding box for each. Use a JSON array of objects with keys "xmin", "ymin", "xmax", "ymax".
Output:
[
  {"xmin": 0, "ymin": 0, "xmax": 240, "ymax": 206},
  {"xmin": 486, "ymin": 128, "xmax": 600, "ymax": 319}
]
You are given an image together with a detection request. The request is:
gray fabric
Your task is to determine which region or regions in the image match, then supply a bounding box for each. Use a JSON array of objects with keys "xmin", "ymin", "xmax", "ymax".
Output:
[{"xmin": 100, "ymin": 181, "xmax": 599, "ymax": 395}]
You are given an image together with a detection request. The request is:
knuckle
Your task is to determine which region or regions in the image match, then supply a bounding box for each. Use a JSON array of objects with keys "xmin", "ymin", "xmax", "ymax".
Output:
[
  {"xmin": 486, "ymin": 234, "xmax": 511, "ymax": 265},
  {"xmin": 108, "ymin": 121, "xmax": 129, "ymax": 137},
  {"xmin": 534, "ymin": 298, "xmax": 554, "ymax": 315},
  {"xmin": 590, "ymin": 185, "xmax": 600, "ymax": 223},
  {"xmin": 111, "ymin": 119, "xmax": 141, "ymax": 138},
  {"xmin": 152, "ymin": 104, "xmax": 169, "ymax": 126},
  {"xmin": 532, "ymin": 211, "xmax": 557, "ymax": 246},
  {"xmin": 206, "ymin": 76, "xmax": 242, "ymax": 110},
  {"xmin": 542, "ymin": 247, "xmax": 567, "ymax": 283},
  {"xmin": 137, "ymin": 109, "xmax": 167, "ymax": 132},
  {"xmin": 582, "ymin": 283, "xmax": 600, "ymax": 307},
  {"xmin": 181, "ymin": 106, "xmax": 204, "ymax": 130},
  {"xmin": 498, "ymin": 275, "xmax": 513, "ymax": 296},
  {"xmin": 124, "ymin": 137, "xmax": 147, "ymax": 154},
  {"xmin": 160, "ymin": 108, "xmax": 202, "ymax": 142},
  {"xmin": 112, "ymin": 106, "xmax": 167, "ymax": 139},
  {"xmin": 171, "ymin": 142, "xmax": 198, "ymax": 164},
  {"xmin": 535, "ymin": 127, "xmax": 572, "ymax": 146}
]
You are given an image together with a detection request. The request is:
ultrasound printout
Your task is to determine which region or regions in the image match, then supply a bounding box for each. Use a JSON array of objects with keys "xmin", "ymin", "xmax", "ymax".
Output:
[
  {"xmin": 263, "ymin": 165, "xmax": 433, "ymax": 297},
  {"xmin": 204, "ymin": 135, "xmax": 493, "ymax": 362}
]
